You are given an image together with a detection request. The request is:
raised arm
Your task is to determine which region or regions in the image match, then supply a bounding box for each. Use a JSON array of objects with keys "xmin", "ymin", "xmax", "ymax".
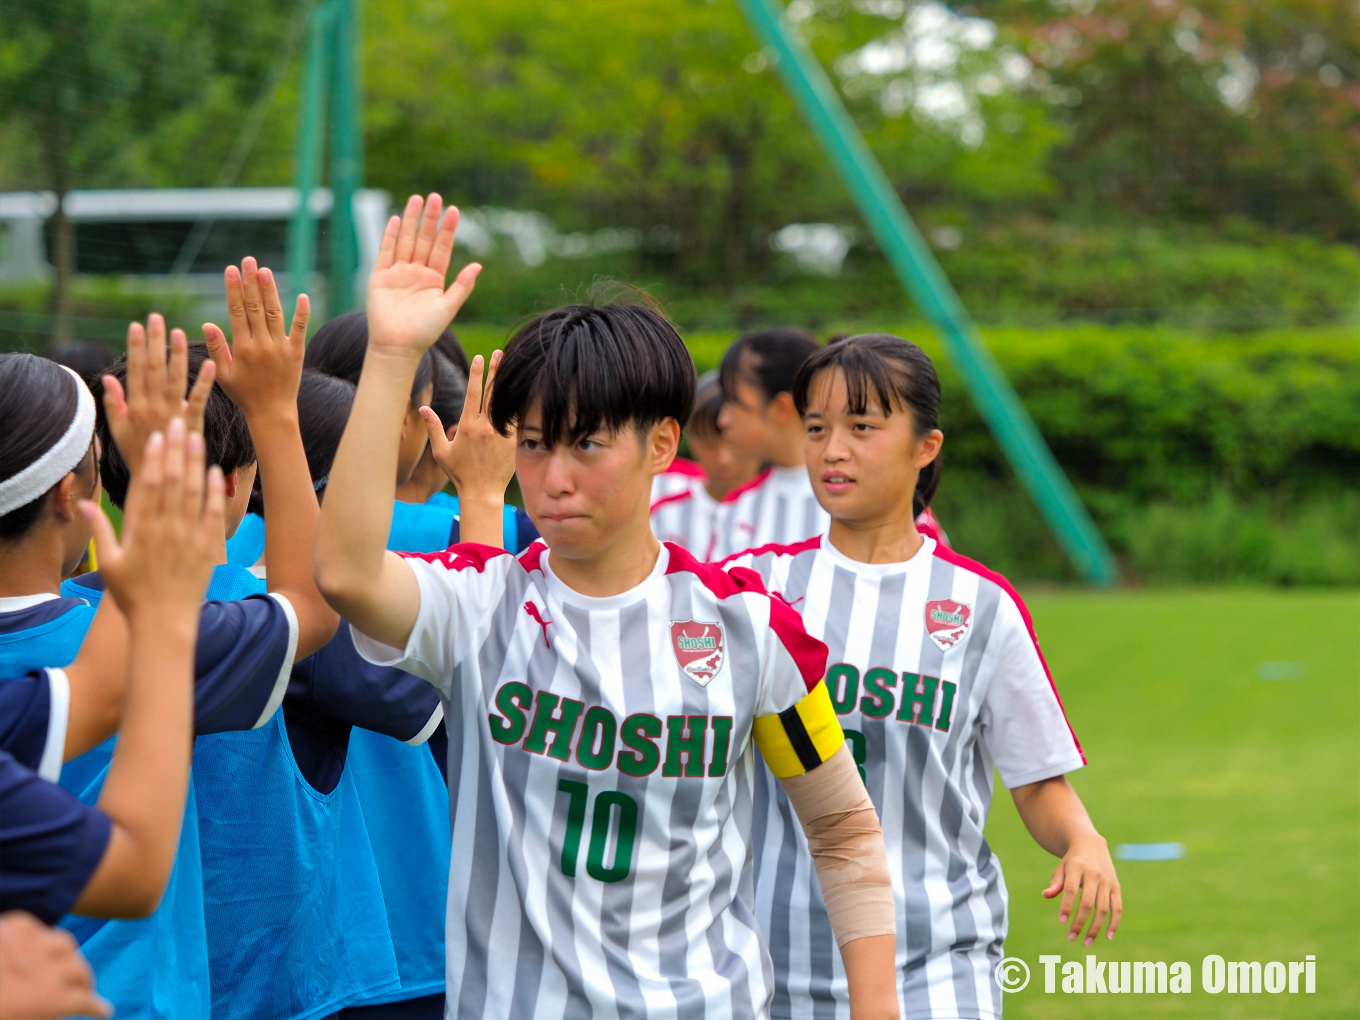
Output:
[
  {"xmin": 71, "ymin": 420, "xmax": 221, "ymax": 918},
  {"xmin": 204, "ymin": 260, "xmax": 337, "ymax": 658},
  {"xmin": 419, "ymin": 349, "xmax": 515, "ymax": 549},
  {"xmin": 60, "ymin": 318, "xmax": 219, "ymax": 761},
  {"xmin": 314, "ymin": 193, "xmax": 481, "ymax": 647}
]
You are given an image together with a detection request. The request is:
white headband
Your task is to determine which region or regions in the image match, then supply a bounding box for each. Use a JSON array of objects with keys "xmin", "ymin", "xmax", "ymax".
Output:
[{"xmin": 0, "ymin": 365, "xmax": 97, "ymax": 517}]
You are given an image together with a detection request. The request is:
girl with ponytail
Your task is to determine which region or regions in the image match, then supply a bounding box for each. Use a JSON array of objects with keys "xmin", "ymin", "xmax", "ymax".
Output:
[{"xmin": 723, "ymin": 333, "xmax": 1121, "ymax": 1020}]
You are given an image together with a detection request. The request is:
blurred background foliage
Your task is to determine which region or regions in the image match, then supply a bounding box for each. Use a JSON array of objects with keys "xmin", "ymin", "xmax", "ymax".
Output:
[{"xmin": 1, "ymin": 0, "xmax": 1357, "ymax": 583}]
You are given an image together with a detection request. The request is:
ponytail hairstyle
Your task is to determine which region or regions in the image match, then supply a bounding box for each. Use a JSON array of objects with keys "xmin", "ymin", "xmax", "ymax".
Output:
[
  {"xmin": 792, "ymin": 333, "xmax": 943, "ymax": 518},
  {"xmin": 303, "ymin": 311, "xmax": 435, "ymax": 407},
  {"xmin": 718, "ymin": 325, "xmax": 820, "ymax": 405},
  {"xmin": 0, "ymin": 354, "xmax": 99, "ymax": 540}
]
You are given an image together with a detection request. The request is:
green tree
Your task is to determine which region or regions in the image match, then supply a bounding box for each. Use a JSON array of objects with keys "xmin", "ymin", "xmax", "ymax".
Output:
[
  {"xmin": 364, "ymin": 0, "xmax": 1059, "ymax": 286},
  {"xmin": 0, "ymin": 0, "xmax": 299, "ymax": 340}
]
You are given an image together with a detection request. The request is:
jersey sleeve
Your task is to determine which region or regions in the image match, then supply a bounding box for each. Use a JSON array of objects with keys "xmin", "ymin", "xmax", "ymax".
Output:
[
  {"xmin": 978, "ymin": 590, "xmax": 1086, "ymax": 788},
  {"xmin": 0, "ymin": 669, "xmax": 69, "ymax": 782},
  {"xmin": 0, "ymin": 750, "xmax": 111, "ymax": 924},
  {"xmin": 289, "ymin": 622, "xmax": 443, "ymax": 744},
  {"xmin": 192, "ymin": 593, "xmax": 300, "ymax": 735},
  {"xmin": 747, "ymin": 582, "xmax": 839, "ymax": 778},
  {"xmin": 351, "ymin": 543, "xmax": 514, "ymax": 696}
]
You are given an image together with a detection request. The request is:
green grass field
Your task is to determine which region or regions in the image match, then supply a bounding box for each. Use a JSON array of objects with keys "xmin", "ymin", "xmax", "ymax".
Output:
[{"xmin": 989, "ymin": 588, "xmax": 1359, "ymax": 1019}]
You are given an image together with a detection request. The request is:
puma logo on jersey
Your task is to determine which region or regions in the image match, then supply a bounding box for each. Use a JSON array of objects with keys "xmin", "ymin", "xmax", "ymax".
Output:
[{"xmin": 524, "ymin": 601, "xmax": 552, "ymax": 648}]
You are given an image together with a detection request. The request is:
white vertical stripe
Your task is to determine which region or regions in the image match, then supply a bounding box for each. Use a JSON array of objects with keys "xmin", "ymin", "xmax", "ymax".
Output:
[{"xmin": 39, "ymin": 668, "xmax": 70, "ymax": 782}]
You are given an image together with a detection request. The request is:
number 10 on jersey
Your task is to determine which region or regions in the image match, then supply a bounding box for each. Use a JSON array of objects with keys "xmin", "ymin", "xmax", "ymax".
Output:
[{"xmin": 557, "ymin": 779, "xmax": 639, "ymax": 883}]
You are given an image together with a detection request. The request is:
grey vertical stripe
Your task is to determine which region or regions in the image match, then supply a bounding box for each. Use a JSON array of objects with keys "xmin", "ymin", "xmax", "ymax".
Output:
[{"xmin": 596, "ymin": 600, "xmax": 651, "ymax": 1019}]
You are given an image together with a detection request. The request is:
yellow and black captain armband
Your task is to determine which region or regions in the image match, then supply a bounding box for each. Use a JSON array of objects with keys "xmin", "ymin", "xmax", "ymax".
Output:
[{"xmin": 753, "ymin": 681, "xmax": 845, "ymax": 778}]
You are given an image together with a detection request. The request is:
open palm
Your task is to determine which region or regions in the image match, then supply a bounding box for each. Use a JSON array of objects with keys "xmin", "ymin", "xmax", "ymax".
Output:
[{"xmin": 367, "ymin": 192, "xmax": 482, "ymax": 354}]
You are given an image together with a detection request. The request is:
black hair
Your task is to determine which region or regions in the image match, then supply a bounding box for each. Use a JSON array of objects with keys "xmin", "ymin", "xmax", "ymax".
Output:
[
  {"xmin": 427, "ymin": 353, "xmax": 467, "ymax": 432},
  {"xmin": 303, "ymin": 311, "xmax": 435, "ymax": 406},
  {"xmin": 0, "ymin": 354, "xmax": 98, "ymax": 540},
  {"xmin": 490, "ymin": 296, "xmax": 695, "ymax": 448},
  {"xmin": 45, "ymin": 339, "xmax": 118, "ymax": 389},
  {"xmin": 793, "ymin": 333, "xmax": 943, "ymax": 517},
  {"xmin": 688, "ymin": 371, "xmax": 724, "ymax": 440},
  {"xmin": 719, "ymin": 325, "xmax": 821, "ymax": 405},
  {"xmin": 247, "ymin": 370, "xmax": 354, "ymax": 515},
  {"xmin": 96, "ymin": 342, "xmax": 256, "ymax": 509}
]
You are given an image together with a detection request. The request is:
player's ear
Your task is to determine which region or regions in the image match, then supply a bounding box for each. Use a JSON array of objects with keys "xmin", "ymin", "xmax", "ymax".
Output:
[
  {"xmin": 771, "ymin": 391, "xmax": 798, "ymax": 424},
  {"xmin": 222, "ymin": 468, "xmax": 239, "ymax": 499},
  {"xmin": 646, "ymin": 417, "xmax": 681, "ymax": 476}
]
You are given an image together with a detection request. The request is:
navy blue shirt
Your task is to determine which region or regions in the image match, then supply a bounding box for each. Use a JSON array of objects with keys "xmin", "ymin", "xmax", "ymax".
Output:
[
  {"xmin": 0, "ymin": 749, "xmax": 110, "ymax": 924},
  {"xmin": 0, "ymin": 668, "xmax": 66, "ymax": 781},
  {"xmin": 60, "ymin": 572, "xmax": 297, "ymax": 737},
  {"xmin": 283, "ymin": 623, "xmax": 442, "ymax": 794}
]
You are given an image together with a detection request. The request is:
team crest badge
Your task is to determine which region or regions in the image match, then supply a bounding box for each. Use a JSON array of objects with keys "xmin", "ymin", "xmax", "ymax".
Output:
[
  {"xmin": 925, "ymin": 598, "xmax": 971, "ymax": 651},
  {"xmin": 670, "ymin": 621, "xmax": 725, "ymax": 686}
]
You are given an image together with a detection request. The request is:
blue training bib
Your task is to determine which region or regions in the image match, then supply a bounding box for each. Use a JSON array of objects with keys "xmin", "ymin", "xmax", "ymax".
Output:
[{"xmin": 54, "ymin": 564, "xmax": 266, "ymax": 1020}]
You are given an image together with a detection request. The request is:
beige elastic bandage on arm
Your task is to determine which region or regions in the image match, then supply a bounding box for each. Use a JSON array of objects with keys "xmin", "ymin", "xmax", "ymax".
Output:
[{"xmin": 777, "ymin": 742, "xmax": 896, "ymax": 947}]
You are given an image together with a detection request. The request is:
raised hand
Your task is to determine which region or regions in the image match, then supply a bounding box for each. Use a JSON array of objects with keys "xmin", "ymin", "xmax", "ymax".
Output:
[
  {"xmin": 203, "ymin": 257, "xmax": 309, "ymax": 419},
  {"xmin": 420, "ymin": 350, "xmax": 515, "ymax": 502},
  {"xmin": 101, "ymin": 313, "xmax": 216, "ymax": 476},
  {"xmin": 367, "ymin": 193, "xmax": 482, "ymax": 355},
  {"xmin": 82, "ymin": 418, "xmax": 224, "ymax": 620}
]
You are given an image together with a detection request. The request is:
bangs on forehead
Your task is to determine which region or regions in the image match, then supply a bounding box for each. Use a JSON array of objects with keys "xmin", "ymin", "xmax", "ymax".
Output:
[
  {"xmin": 805, "ymin": 345, "xmax": 907, "ymax": 417},
  {"xmin": 491, "ymin": 299, "xmax": 696, "ymax": 448}
]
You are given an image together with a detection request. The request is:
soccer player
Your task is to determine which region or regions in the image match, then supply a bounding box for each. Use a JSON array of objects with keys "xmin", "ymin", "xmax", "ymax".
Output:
[
  {"xmin": 709, "ymin": 327, "xmax": 826, "ymax": 561},
  {"xmin": 314, "ymin": 193, "xmax": 901, "ymax": 1019},
  {"xmin": 649, "ymin": 371, "xmax": 761, "ymax": 557},
  {"xmin": 723, "ymin": 333, "xmax": 1120, "ymax": 1020},
  {"xmin": 58, "ymin": 272, "xmax": 345, "ymax": 1020},
  {"xmin": 3, "ymin": 419, "xmax": 220, "ymax": 928}
]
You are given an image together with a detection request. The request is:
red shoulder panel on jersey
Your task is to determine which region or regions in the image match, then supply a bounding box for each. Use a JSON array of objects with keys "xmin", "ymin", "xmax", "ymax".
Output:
[
  {"xmin": 517, "ymin": 540, "xmax": 548, "ymax": 572},
  {"xmin": 665, "ymin": 542, "xmax": 829, "ymax": 692},
  {"xmin": 662, "ymin": 457, "xmax": 706, "ymax": 478},
  {"xmin": 649, "ymin": 489, "xmax": 694, "ymax": 514},
  {"xmin": 713, "ymin": 533, "xmax": 823, "ymax": 569},
  {"xmin": 717, "ymin": 466, "xmax": 772, "ymax": 504},
  {"xmin": 400, "ymin": 542, "xmax": 511, "ymax": 573},
  {"xmin": 931, "ymin": 544, "xmax": 1085, "ymax": 763}
]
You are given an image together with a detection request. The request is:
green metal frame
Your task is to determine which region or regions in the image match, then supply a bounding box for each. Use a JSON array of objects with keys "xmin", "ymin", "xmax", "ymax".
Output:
[
  {"xmin": 736, "ymin": 0, "xmax": 1118, "ymax": 584},
  {"xmin": 286, "ymin": 0, "xmax": 363, "ymax": 318}
]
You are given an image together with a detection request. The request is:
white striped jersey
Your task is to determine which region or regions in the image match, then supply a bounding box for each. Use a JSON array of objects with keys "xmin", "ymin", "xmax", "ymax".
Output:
[
  {"xmin": 724, "ymin": 535, "xmax": 1084, "ymax": 1020},
  {"xmin": 352, "ymin": 540, "xmax": 844, "ymax": 1020},
  {"xmin": 708, "ymin": 466, "xmax": 828, "ymax": 563},
  {"xmin": 650, "ymin": 460, "xmax": 719, "ymax": 558}
]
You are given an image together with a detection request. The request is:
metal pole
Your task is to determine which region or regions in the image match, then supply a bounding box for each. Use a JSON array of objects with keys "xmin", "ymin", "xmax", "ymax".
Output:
[
  {"xmin": 735, "ymin": 0, "xmax": 1119, "ymax": 585},
  {"xmin": 286, "ymin": 1, "xmax": 333, "ymax": 314},
  {"xmin": 328, "ymin": 0, "xmax": 362, "ymax": 315}
]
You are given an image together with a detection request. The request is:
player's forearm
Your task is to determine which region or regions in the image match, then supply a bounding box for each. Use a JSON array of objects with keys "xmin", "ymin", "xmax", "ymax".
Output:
[
  {"xmin": 841, "ymin": 934, "xmax": 900, "ymax": 1020},
  {"xmin": 249, "ymin": 406, "xmax": 338, "ymax": 657},
  {"xmin": 79, "ymin": 611, "xmax": 196, "ymax": 917},
  {"xmin": 315, "ymin": 346, "xmax": 419, "ymax": 607},
  {"xmin": 456, "ymin": 492, "xmax": 506, "ymax": 549},
  {"xmin": 62, "ymin": 597, "xmax": 128, "ymax": 760},
  {"xmin": 779, "ymin": 744, "xmax": 896, "ymax": 944},
  {"xmin": 1011, "ymin": 775, "xmax": 1103, "ymax": 857}
]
